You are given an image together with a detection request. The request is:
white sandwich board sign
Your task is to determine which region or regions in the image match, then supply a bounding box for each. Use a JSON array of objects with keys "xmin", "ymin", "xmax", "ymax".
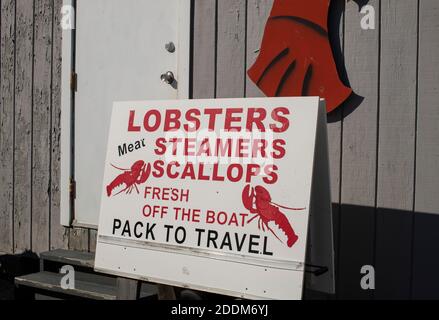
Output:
[{"xmin": 95, "ymin": 97, "xmax": 335, "ymax": 300}]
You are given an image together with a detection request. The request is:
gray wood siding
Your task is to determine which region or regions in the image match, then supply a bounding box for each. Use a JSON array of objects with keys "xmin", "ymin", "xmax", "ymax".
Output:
[
  {"xmin": 375, "ymin": 0, "xmax": 418, "ymax": 299},
  {"xmin": 1, "ymin": 0, "xmax": 439, "ymax": 299},
  {"xmin": 0, "ymin": 0, "xmax": 15, "ymax": 255},
  {"xmin": 192, "ymin": 0, "xmax": 439, "ymax": 300},
  {"xmin": 338, "ymin": 0, "xmax": 380, "ymax": 300},
  {"xmin": 412, "ymin": 0, "xmax": 439, "ymax": 299},
  {"xmin": 14, "ymin": 0, "xmax": 33, "ymax": 253}
]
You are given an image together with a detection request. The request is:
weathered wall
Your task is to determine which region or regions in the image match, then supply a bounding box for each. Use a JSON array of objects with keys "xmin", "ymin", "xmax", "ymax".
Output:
[
  {"xmin": 1, "ymin": 0, "xmax": 439, "ymax": 299},
  {"xmin": 0, "ymin": 0, "xmax": 96, "ymax": 257},
  {"xmin": 193, "ymin": 0, "xmax": 439, "ymax": 300}
]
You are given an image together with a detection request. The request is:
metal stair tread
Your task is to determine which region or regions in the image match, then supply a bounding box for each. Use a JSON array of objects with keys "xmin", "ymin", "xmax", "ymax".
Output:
[
  {"xmin": 15, "ymin": 271, "xmax": 117, "ymax": 300},
  {"xmin": 40, "ymin": 249, "xmax": 95, "ymax": 268}
]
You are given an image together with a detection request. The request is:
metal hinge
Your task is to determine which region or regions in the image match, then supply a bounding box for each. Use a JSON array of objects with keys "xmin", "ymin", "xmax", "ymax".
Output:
[
  {"xmin": 69, "ymin": 178, "xmax": 76, "ymax": 200},
  {"xmin": 70, "ymin": 71, "xmax": 78, "ymax": 92}
]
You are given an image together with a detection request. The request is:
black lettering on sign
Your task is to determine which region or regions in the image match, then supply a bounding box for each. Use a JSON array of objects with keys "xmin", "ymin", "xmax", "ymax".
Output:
[
  {"xmin": 145, "ymin": 223, "xmax": 156, "ymax": 241},
  {"xmin": 175, "ymin": 227, "xmax": 186, "ymax": 244},
  {"xmin": 263, "ymin": 236, "xmax": 274, "ymax": 256},
  {"xmin": 235, "ymin": 233, "xmax": 247, "ymax": 252},
  {"xmin": 118, "ymin": 139, "xmax": 147, "ymax": 157},
  {"xmin": 220, "ymin": 232, "xmax": 232, "ymax": 251},
  {"xmin": 121, "ymin": 221, "xmax": 132, "ymax": 237},
  {"xmin": 112, "ymin": 220, "xmax": 156, "ymax": 241},
  {"xmin": 134, "ymin": 222, "xmax": 143, "ymax": 238},
  {"xmin": 113, "ymin": 219, "xmax": 122, "ymax": 235},
  {"xmin": 249, "ymin": 235, "xmax": 260, "ymax": 254},
  {"xmin": 207, "ymin": 230, "xmax": 218, "ymax": 249},
  {"xmin": 195, "ymin": 228, "xmax": 206, "ymax": 246},
  {"xmin": 164, "ymin": 225, "xmax": 174, "ymax": 242}
]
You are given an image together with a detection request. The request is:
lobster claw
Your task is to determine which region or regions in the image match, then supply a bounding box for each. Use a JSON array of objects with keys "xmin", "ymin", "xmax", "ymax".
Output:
[
  {"xmin": 242, "ymin": 185, "xmax": 257, "ymax": 213},
  {"xmin": 137, "ymin": 163, "xmax": 151, "ymax": 184},
  {"xmin": 273, "ymin": 213, "xmax": 299, "ymax": 248}
]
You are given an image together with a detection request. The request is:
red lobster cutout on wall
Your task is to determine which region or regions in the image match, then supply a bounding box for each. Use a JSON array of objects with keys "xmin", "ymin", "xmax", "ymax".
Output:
[{"xmin": 248, "ymin": 0, "xmax": 353, "ymax": 113}]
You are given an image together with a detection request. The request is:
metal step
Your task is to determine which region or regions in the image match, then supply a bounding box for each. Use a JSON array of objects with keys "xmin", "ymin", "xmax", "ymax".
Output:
[
  {"xmin": 15, "ymin": 250, "xmax": 160, "ymax": 300},
  {"xmin": 15, "ymin": 271, "xmax": 117, "ymax": 300},
  {"xmin": 40, "ymin": 249, "xmax": 95, "ymax": 269},
  {"xmin": 15, "ymin": 271, "xmax": 159, "ymax": 300},
  {"xmin": 15, "ymin": 271, "xmax": 158, "ymax": 300}
]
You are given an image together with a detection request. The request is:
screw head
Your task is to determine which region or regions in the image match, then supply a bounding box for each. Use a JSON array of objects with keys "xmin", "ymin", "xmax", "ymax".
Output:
[{"xmin": 165, "ymin": 42, "xmax": 176, "ymax": 53}]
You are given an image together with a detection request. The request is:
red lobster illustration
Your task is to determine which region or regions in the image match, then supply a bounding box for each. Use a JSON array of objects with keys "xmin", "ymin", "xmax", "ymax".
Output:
[
  {"xmin": 242, "ymin": 185, "xmax": 305, "ymax": 248},
  {"xmin": 248, "ymin": 0, "xmax": 353, "ymax": 113},
  {"xmin": 106, "ymin": 160, "xmax": 151, "ymax": 197}
]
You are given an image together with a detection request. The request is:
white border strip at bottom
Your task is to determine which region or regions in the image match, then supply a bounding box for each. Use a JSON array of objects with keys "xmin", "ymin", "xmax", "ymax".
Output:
[
  {"xmin": 98, "ymin": 235, "xmax": 305, "ymax": 272},
  {"xmin": 94, "ymin": 267, "xmax": 276, "ymax": 300}
]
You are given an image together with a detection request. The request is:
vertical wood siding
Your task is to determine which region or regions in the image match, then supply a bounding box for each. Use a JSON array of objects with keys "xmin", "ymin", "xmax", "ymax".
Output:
[
  {"xmin": 375, "ymin": 0, "xmax": 418, "ymax": 299},
  {"xmin": 338, "ymin": 0, "xmax": 380, "ymax": 300},
  {"xmin": 412, "ymin": 0, "xmax": 439, "ymax": 299},
  {"xmin": 14, "ymin": 0, "xmax": 33, "ymax": 254},
  {"xmin": 1, "ymin": 0, "xmax": 439, "ymax": 299},
  {"xmin": 0, "ymin": 0, "xmax": 15, "ymax": 255},
  {"xmin": 192, "ymin": 0, "xmax": 439, "ymax": 300},
  {"xmin": 32, "ymin": 0, "xmax": 53, "ymax": 255},
  {"xmin": 0, "ymin": 0, "xmax": 75, "ymax": 255}
]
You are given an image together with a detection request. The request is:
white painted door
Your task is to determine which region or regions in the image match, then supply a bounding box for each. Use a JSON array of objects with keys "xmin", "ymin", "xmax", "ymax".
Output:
[{"xmin": 73, "ymin": 0, "xmax": 190, "ymax": 227}]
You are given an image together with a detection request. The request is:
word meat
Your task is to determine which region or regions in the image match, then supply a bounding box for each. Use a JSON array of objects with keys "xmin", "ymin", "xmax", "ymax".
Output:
[{"xmin": 118, "ymin": 138, "xmax": 146, "ymax": 157}]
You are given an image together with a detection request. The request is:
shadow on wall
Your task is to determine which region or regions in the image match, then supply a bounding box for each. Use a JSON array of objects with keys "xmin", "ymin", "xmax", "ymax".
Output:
[
  {"xmin": 0, "ymin": 251, "xmax": 39, "ymax": 300},
  {"xmin": 332, "ymin": 203, "xmax": 439, "ymax": 300},
  {"xmin": 327, "ymin": 0, "xmax": 370, "ymax": 122}
]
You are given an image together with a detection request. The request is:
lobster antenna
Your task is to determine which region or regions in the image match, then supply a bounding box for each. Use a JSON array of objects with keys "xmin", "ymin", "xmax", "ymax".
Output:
[
  {"xmin": 270, "ymin": 202, "xmax": 306, "ymax": 211},
  {"xmin": 110, "ymin": 164, "xmax": 129, "ymax": 171}
]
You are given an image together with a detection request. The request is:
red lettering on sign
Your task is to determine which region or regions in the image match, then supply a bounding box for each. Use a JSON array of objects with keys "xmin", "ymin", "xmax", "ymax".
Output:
[
  {"xmin": 228, "ymin": 164, "xmax": 244, "ymax": 183},
  {"xmin": 185, "ymin": 109, "xmax": 201, "ymax": 132},
  {"xmin": 247, "ymin": 108, "xmax": 267, "ymax": 132},
  {"xmin": 128, "ymin": 110, "xmax": 141, "ymax": 132},
  {"xmin": 270, "ymin": 108, "xmax": 290, "ymax": 133},
  {"xmin": 263, "ymin": 165, "xmax": 279, "ymax": 184},
  {"xmin": 127, "ymin": 107, "xmax": 291, "ymax": 133},
  {"xmin": 204, "ymin": 109, "xmax": 223, "ymax": 131},
  {"xmin": 272, "ymin": 139, "xmax": 286, "ymax": 159},
  {"xmin": 167, "ymin": 162, "xmax": 180, "ymax": 179},
  {"xmin": 225, "ymin": 108, "xmax": 243, "ymax": 131},
  {"xmin": 252, "ymin": 139, "xmax": 267, "ymax": 158},
  {"xmin": 154, "ymin": 138, "xmax": 167, "ymax": 156},
  {"xmin": 206, "ymin": 210, "xmax": 216, "ymax": 224},
  {"xmin": 246, "ymin": 164, "xmax": 261, "ymax": 183},
  {"xmin": 164, "ymin": 109, "xmax": 182, "ymax": 132},
  {"xmin": 144, "ymin": 110, "xmax": 161, "ymax": 132},
  {"xmin": 216, "ymin": 138, "xmax": 233, "ymax": 158}
]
